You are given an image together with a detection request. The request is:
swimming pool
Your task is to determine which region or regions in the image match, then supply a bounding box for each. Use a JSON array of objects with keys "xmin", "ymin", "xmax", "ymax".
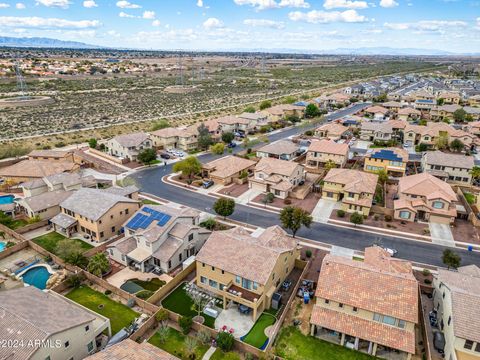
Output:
[
  {"xmin": 0, "ymin": 195, "xmax": 14, "ymax": 205},
  {"xmin": 20, "ymin": 265, "xmax": 52, "ymax": 290},
  {"xmin": 0, "ymin": 241, "xmax": 6, "ymax": 252}
]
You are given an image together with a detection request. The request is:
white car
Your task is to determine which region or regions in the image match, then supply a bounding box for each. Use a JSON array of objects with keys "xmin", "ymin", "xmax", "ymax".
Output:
[{"xmin": 383, "ymin": 247, "xmax": 398, "ymax": 257}]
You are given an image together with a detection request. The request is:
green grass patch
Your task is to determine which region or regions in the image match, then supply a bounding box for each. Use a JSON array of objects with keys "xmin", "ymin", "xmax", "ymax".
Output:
[
  {"xmin": 9, "ymin": 219, "xmax": 29, "ymax": 230},
  {"xmin": 141, "ymin": 199, "xmax": 160, "ymax": 205},
  {"xmin": 464, "ymin": 192, "xmax": 475, "ymax": 205},
  {"xmin": 242, "ymin": 313, "xmax": 276, "ymax": 349},
  {"xmin": 66, "ymin": 285, "xmax": 139, "ymax": 335},
  {"xmin": 131, "ymin": 278, "xmax": 166, "ymax": 292},
  {"xmin": 264, "ymin": 307, "xmax": 279, "ymax": 317},
  {"xmin": 210, "ymin": 349, "xmax": 242, "ymax": 360},
  {"xmin": 353, "ymin": 256, "xmax": 364, "ymax": 262},
  {"xmin": 148, "ymin": 327, "xmax": 209, "ymax": 360},
  {"xmin": 275, "ymin": 326, "xmax": 378, "ymax": 360},
  {"xmin": 161, "ymin": 283, "xmax": 215, "ymax": 328},
  {"xmin": 33, "ymin": 232, "xmax": 93, "ymax": 255}
]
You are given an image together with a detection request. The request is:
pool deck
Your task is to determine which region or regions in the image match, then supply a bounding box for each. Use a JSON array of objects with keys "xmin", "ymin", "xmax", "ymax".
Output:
[
  {"xmin": 0, "ymin": 247, "xmax": 42, "ymax": 271},
  {"xmin": 106, "ymin": 267, "xmax": 173, "ymax": 288}
]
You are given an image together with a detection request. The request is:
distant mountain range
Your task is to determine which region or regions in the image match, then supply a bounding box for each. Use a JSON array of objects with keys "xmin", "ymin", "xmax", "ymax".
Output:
[
  {"xmin": 0, "ymin": 36, "xmax": 477, "ymax": 56},
  {"xmin": 0, "ymin": 36, "xmax": 104, "ymax": 49}
]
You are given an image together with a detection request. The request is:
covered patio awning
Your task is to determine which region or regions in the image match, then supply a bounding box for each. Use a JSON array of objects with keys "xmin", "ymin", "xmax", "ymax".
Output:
[
  {"xmin": 127, "ymin": 247, "xmax": 151, "ymax": 263},
  {"xmin": 50, "ymin": 213, "xmax": 77, "ymax": 229}
]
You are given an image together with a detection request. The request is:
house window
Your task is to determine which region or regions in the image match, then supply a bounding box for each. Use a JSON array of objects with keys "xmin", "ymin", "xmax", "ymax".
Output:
[
  {"xmin": 242, "ymin": 278, "xmax": 252, "ymax": 290},
  {"xmin": 253, "ymin": 282, "xmax": 258, "ymax": 290},
  {"xmin": 188, "ymin": 233, "xmax": 194, "ymax": 241},
  {"xmin": 448, "ymin": 316, "xmax": 451, "ymax": 326},
  {"xmin": 399, "ymin": 211, "xmax": 410, "ymax": 219},
  {"xmin": 465, "ymin": 340, "xmax": 474, "ymax": 350},
  {"xmin": 209, "ymin": 279, "xmax": 218, "ymax": 288},
  {"xmin": 382, "ymin": 316, "xmax": 396, "ymax": 326},
  {"xmin": 200, "ymin": 276, "xmax": 207, "ymax": 284},
  {"xmin": 397, "ymin": 319, "xmax": 406, "ymax": 329},
  {"xmin": 87, "ymin": 341, "xmax": 94, "ymax": 353},
  {"xmin": 338, "ymin": 303, "xmax": 343, "ymax": 308},
  {"xmin": 85, "ymin": 325, "xmax": 90, "ymax": 332},
  {"xmin": 179, "ymin": 253, "xmax": 182, "ymax": 262},
  {"xmin": 325, "ymin": 299, "xmax": 329, "ymax": 304},
  {"xmin": 99, "ymin": 220, "xmax": 102, "ymax": 224},
  {"xmin": 65, "ymin": 341, "xmax": 70, "ymax": 348},
  {"xmin": 125, "ymin": 209, "xmax": 129, "ymax": 215},
  {"xmin": 221, "ymin": 270, "xmax": 224, "ymax": 274},
  {"xmin": 168, "ymin": 260, "xmax": 171, "ymax": 269},
  {"xmin": 236, "ymin": 276, "xmax": 240, "ymax": 284},
  {"xmin": 211, "ymin": 266, "xmax": 215, "ymax": 271},
  {"xmin": 100, "ymin": 232, "xmax": 104, "ymax": 238},
  {"xmin": 111, "ymin": 215, "xmax": 114, "ymax": 219},
  {"xmin": 433, "ymin": 201, "xmax": 444, "ymax": 209},
  {"xmin": 475, "ymin": 343, "xmax": 480, "ymax": 352},
  {"xmin": 219, "ymin": 284, "xmax": 224, "ymax": 290},
  {"xmin": 348, "ymin": 192, "xmax": 355, "ymax": 198},
  {"xmin": 121, "ymin": 255, "xmax": 125, "ymax": 261},
  {"xmin": 373, "ymin": 313, "xmax": 382, "ymax": 322},
  {"xmin": 353, "ymin": 307, "xmax": 358, "ymax": 312},
  {"xmin": 111, "ymin": 226, "xmax": 116, "ymax": 233}
]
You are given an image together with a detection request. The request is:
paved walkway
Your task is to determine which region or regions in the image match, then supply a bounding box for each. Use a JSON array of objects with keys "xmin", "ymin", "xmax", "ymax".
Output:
[
  {"xmin": 106, "ymin": 267, "xmax": 172, "ymax": 288},
  {"xmin": 236, "ymin": 188, "xmax": 263, "ymax": 205},
  {"xmin": 202, "ymin": 347, "xmax": 216, "ymax": 360},
  {"xmin": 214, "ymin": 305, "xmax": 254, "ymax": 339},
  {"xmin": 429, "ymin": 222, "xmax": 455, "ymax": 247},
  {"xmin": 312, "ymin": 199, "xmax": 338, "ymax": 223}
]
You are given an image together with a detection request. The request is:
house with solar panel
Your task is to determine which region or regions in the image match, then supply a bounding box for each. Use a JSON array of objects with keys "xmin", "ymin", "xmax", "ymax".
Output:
[
  {"xmin": 364, "ymin": 148, "xmax": 409, "ymax": 178},
  {"xmin": 107, "ymin": 204, "xmax": 211, "ymax": 273}
]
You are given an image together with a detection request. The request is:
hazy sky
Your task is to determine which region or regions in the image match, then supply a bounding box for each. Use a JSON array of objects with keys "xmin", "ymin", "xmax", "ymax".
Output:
[{"xmin": 0, "ymin": 0, "xmax": 479, "ymax": 52}]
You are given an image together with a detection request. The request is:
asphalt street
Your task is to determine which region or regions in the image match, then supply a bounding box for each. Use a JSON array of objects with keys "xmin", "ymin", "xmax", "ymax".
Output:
[{"xmin": 129, "ymin": 103, "xmax": 480, "ymax": 268}]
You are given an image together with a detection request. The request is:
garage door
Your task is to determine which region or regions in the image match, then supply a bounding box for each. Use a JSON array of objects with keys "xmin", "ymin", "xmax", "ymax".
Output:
[{"xmin": 250, "ymin": 181, "xmax": 267, "ymax": 192}]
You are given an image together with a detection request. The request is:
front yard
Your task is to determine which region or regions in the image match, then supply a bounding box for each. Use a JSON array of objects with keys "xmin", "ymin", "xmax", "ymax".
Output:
[
  {"xmin": 274, "ymin": 326, "xmax": 378, "ymax": 360},
  {"xmin": 161, "ymin": 283, "xmax": 216, "ymax": 328},
  {"xmin": 33, "ymin": 232, "xmax": 93, "ymax": 255},
  {"xmin": 148, "ymin": 327, "xmax": 209, "ymax": 360},
  {"xmin": 66, "ymin": 285, "xmax": 139, "ymax": 334},
  {"xmin": 241, "ymin": 312, "xmax": 276, "ymax": 349}
]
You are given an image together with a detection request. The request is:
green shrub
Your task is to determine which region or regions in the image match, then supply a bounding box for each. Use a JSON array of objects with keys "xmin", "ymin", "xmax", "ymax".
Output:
[
  {"xmin": 304, "ymin": 130, "xmax": 313, "ymax": 136},
  {"xmin": 284, "ymin": 198, "xmax": 292, "ymax": 205},
  {"xmin": 200, "ymin": 218, "xmax": 217, "ymax": 230},
  {"xmin": 178, "ymin": 316, "xmax": 193, "ymax": 335},
  {"xmin": 136, "ymin": 290, "xmax": 154, "ymax": 299},
  {"xmin": 216, "ymin": 331, "xmax": 234, "ymax": 352},
  {"xmin": 105, "ymin": 289, "xmax": 112, "ymax": 295},
  {"xmin": 422, "ymin": 269, "xmax": 431, "ymax": 277},
  {"xmin": 305, "ymin": 250, "xmax": 312, "ymax": 258},
  {"xmin": 337, "ymin": 209, "xmax": 345, "ymax": 218},
  {"xmin": 424, "ymin": 279, "xmax": 432, "ymax": 285},
  {"xmin": 384, "ymin": 214, "xmax": 392, "ymax": 222}
]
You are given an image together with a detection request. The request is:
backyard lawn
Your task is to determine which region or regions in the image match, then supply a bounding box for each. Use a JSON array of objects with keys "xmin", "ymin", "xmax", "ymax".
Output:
[
  {"xmin": 66, "ymin": 285, "xmax": 139, "ymax": 335},
  {"xmin": 149, "ymin": 327, "xmax": 209, "ymax": 360},
  {"xmin": 275, "ymin": 327, "xmax": 378, "ymax": 360},
  {"xmin": 210, "ymin": 349, "xmax": 242, "ymax": 360},
  {"xmin": 241, "ymin": 313, "xmax": 276, "ymax": 349},
  {"xmin": 9, "ymin": 218, "xmax": 29, "ymax": 230},
  {"xmin": 33, "ymin": 232, "xmax": 93, "ymax": 255},
  {"xmin": 161, "ymin": 283, "xmax": 216, "ymax": 328}
]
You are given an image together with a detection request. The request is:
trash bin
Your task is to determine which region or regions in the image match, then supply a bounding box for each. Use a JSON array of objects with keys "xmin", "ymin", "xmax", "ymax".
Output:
[{"xmin": 272, "ymin": 292, "xmax": 282, "ymax": 310}]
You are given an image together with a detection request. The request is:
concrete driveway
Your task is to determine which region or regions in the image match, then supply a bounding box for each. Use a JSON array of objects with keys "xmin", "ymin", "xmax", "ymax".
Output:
[
  {"xmin": 236, "ymin": 188, "xmax": 263, "ymax": 205},
  {"xmin": 312, "ymin": 199, "xmax": 338, "ymax": 223},
  {"xmin": 429, "ymin": 222, "xmax": 455, "ymax": 247}
]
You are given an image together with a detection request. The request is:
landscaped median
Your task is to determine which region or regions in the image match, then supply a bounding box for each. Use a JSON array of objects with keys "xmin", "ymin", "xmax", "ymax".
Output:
[{"xmin": 241, "ymin": 312, "xmax": 276, "ymax": 349}]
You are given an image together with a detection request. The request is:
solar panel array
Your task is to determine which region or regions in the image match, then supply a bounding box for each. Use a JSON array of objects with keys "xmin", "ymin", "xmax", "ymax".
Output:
[
  {"xmin": 371, "ymin": 149, "xmax": 403, "ymax": 162},
  {"xmin": 126, "ymin": 207, "xmax": 172, "ymax": 230}
]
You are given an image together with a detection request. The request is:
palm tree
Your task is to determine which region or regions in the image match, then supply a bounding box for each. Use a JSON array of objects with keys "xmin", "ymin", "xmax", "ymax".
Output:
[{"xmin": 87, "ymin": 253, "xmax": 110, "ymax": 278}]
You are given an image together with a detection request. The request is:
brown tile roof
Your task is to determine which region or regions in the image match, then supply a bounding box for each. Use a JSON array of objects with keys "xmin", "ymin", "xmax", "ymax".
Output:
[
  {"xmin": 365, "ymin": 106, "xmax": 389, "ymax": 114},
  {"xmin": 398, "ymin": 172, "xmax": 457, "ymax": 202},
  {"xmin": 423, "ymin": 151, "xmax": 474, "ymax": 170},
  {"xmin": 256, "ymin": 140, "xmax": 299, "ymax": 156},
  {"xmin": 315, "ymin": 247, "xmax": 418, "ymax": 323},
  {"xmin": 324, "ymin": 169, "xmax": 378, "ymax": 195},
  {"xmin": 196, "ymin": 226, "xmax": 297, "ymax": 285},
  {"xmin": 202, "ymin": 155, "xmax": 256, "ymax": 179},
  {"xmin": 436, "ymin": 265, "xmax": 480, "ymax": 343},
  {"xmin": 0, "ymin": 159, "xmax": 76, "ymax": 179},
  {"xmin": 361, "ymin": 122, "xmax": 393, "ymax": 133},
  {"xmin": 153, "ymin": 237, "xmax": 184, "ymax": 262},
  {"xmin": 310, "ymin": 306, "xmax": 415, "ymax": 354},
  {"xmin": 255, "ymin": 157, "xmax": 302, "ymax": 177},
  {"xmin": 110, "ymin": 236, "xmax": 137, "ymax": 255},
  {"xmin": 308, "ymin": 139, "xmax": 349, "ymax": 156},
  {"xmin": 382, "ymin": 101, "xmax": 402, "ymax": 108},
  {"xmin": 20, "ymin": 189, "xmax": 73, "ymax": 212},
  {"xmin": 86, "ymin": 339, "xmax": 179, "ymax": 360},
  {"xmin": 397, "ymin": 107, "xmax": 421, "ymax": 116},
  {"xmin": 112, "ymin": 132, "xmax": 150, "ymax": 148},
  {"xmin": 315, "ymin": 123, "xmax": 349, "ymax": 136}
]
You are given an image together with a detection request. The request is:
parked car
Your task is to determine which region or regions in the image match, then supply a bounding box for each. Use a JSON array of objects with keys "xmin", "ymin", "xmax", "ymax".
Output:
[
  {"xmin": 433, "ymin": 331, "xmax": 445, "ymax": 354},
  {"xmin": 202, "ymin": 180, "xmax": 214, "ymax": 189},
  {"xmin": 160, "ymin": 153, "xmax": 170, "ymax": 159},
  {"xmin": 227, "ymin": 142, "xmax": 236, "ymax": 148},
  {"xmin": 383, "ymin": 247, "xmax": 398, "ymax": 257}
]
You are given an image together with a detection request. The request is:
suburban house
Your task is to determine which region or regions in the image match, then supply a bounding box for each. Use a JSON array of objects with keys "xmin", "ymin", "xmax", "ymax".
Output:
[
  {"xmin": 433, "ymin": 265, "xmax": 480, "ymax": 360},
  {"xmin": 431, "ymin": 104, "xmax": 462, "ymax": 121},
  {"xmin": 315, "ymin": 93, "xmax": 350, "ymax": 107},
  {"xmin": 237, "ymin": 111, "xmax": 269, "ymax": 126},
  {"xmin": 382, "ymin": 101, "xmax": 402, "ymax": 112},
  {"xmin": 310, "ymin": 247, "xmax": 418, "ymax": 360},
  {"xmin": 437, "ymin": 91, "xmax": 461, "ymax": 104},
  {"xmin": 21, "ymin": 172, "xmax": 97, "ymax": 197},
  {"xmin": 468, "ymin": 94, "xmax": 480, "ymax": 107},
  {"xmin": 414, "ymin": 99, "xmax": 436, "ymax": 111},
  {"xmin": 394, "ymin": 172, "xmax": 458, "ymax": 224},
  {"xmin": 150, "ymin": 126, "xmax": 198, "ymax": 151},
  {"xmin": 28, "ymin": 149, "xmax": 74, "ymax": 162},
  {"xmin": 306, "ymin": 139, "xmax": 349, "ymax": 169},
  {"xmin": 50, "ymin": 188, "xmax": 141, "ymax": 241},
  {"xmin": 412, "ymin": 89, "xmax": 435, "ymax": 102},
  {"xmin": 422, "ymin": 151, "xmax": 474, "ymax": 185},
  {"xmin": 465, "ymin": 106, "xmax": 480, "ymax": 121},
  {"xmin": 262, "ymin": 104, "xmax": 304, "ymax": 122},
  {"xmin": 364, "ymin": 148, "xmax": 409, "ymax": 177},
  {"xmin": 108, "ymin": 204, "xmax": 211, "ymax": 273},
  {"xmin": 215, "ymin": 115, "xmax": 256, "ymax": 134},
  {"xmin": 106, "ymin": 132, "xmax": 153, "ymax": 161},
  {"xmin": 314, "ymin": 123, "xmax": 350, "ymax": 141},
  {"xmin": 0, "ymin": 159, "xmax": 79, "ymax": 184},
  {"xmin": 322, "ymin": 168, "xmax": 378, "ymax": 216},
  {"xmin": 201, "ymin": 155, "xmax": 256, "ymax": 185},
  {"xmin": 86, "ymin": 339, "xmax": 179, "ymax": 360},
  {"xmin": 195, "ymin": 225, "xmax": 300, "ymax": 320},
  {"xmin": 364, "ymin": 106, "xmax": 389, "ymax": 121},
  {"xmin": 467, "ymin": 121, "xmax": 480, "ymax": 137},
  {"xmin": 397, "ymin": 107, "xmax": 421, "ymax": 121},
  {"xmin": 256, "ymin": 140, "xmax": 299, "ymax": 160},
  {"xmin": 359, "ymin": 122, "xmax": 393, "ymax": 143},
  {"xmin": 17, "ymin": 190, "xmax": 74, "ymax": 220},
  {"xmin": 403, "ymin": 123, "xmax": 474, "ymax": 149},
  {"xmin": 249, "ymin": 157, "xmax": 305, "ymax": 199},
  {"xmin": 0, "ymin": 286, "xmax": 111, "ymax": 360}
]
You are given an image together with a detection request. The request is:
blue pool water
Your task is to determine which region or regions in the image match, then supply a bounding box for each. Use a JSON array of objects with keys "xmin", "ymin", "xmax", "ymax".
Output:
[
  {"xmin": 21, "ymin": 266, "xmax": 51, "ymax": 290},
  {"xmin": 0, "ymin": 195, "xmax": 14, "ymax": 205},
  {"xmin": 0, "ymin": 241, "xmax": 5, "ymax": 252}
]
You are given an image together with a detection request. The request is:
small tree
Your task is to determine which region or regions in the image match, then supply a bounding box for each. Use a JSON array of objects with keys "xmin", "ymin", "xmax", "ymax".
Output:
[
  {"xmin": 324, "ymin": 160, "xmax": 337, "ymax": 171},
  {"xmin": 305, "ymin": 103, "xmax": 320, "ymax": 118},
  {"xmin": 450, "ymin": 139, "xmax": 464, "ymax": 152},
  {"xmin": 442, "ymin": 249, "xmax": 461, "ymax": 269},
  {"xmin": 259, "ymin": 100, "xmax": 272, "ymax": 110},
  {"xmin": 350, "ymin": 212, "xmax": 364, "ymax": 226},
  {"xmin": 453, "ymin": 108, "xmax": 467, "ymax": 123},
  {"xmin": 435, "ymin": 133, "xmax": 449, "ymax": 150},
  {"xmin": 88, "ymin": 138, "xmax": 97, "ymax": 149},
  {"xmin": 155, "ymin": 325, "xmax": 170, "ymax": 344},
  {"xmin": 87, "ymin": 253, "xmax": 110, "ymax": 278},
  {"xmin": 197, "ymin": 123, "xmax": 213, "ymax": 150},
  {"xmin": 222, "ymin": 132, "xmax": 235, "ymax": 144},
  {"xmin": 470, "ymin": 166, "xmax": 480, "ymax": 181},
  {"xmin": 217, "ymin": 331, "xmax": 235, "ymax": 352},
  {"xmin": 137, "ymin": 148, "xmax": 157, "ymax": 166},
  {"xmin": 151, "ymin": 119, "xmax": 170, "ymax": 131},
  {"xmin": 416, "ymin": 143, "xmax": 428, "ymax": 152},
  {"xmin": 173, "ymin": 156, "xmax": 202, "ymax": 180},
  {"xmin": 244, "ymin": 106, "xmax": 255, "ymax": 113},
  {"xmin": 210, "ymin": 143, "xmax": 225, "ymax": 155},
  {"xmin": 436, "ymin": 98, "xmax": 444, "ymax": 106},
  {"xmin": 155, "ymin": 308, "xmax": 169, "ymax": 326},
  {"xmin": 187, "ymin": 283, "xmax": 213, "ymax": 320},
  {"xmin": 279, "ymin": 206, "xmax": 313, "ymax": 238},
  {"xmin": 184, "ymin": 337, "xmax": 198, "ymax": 358},
  {"xmin": 178, "ymin": 316, "xmax": 193, "ymax": 335},
  {"xmin": 213, "ymin": 197, "xmax": 235, "ymax": 220}
]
